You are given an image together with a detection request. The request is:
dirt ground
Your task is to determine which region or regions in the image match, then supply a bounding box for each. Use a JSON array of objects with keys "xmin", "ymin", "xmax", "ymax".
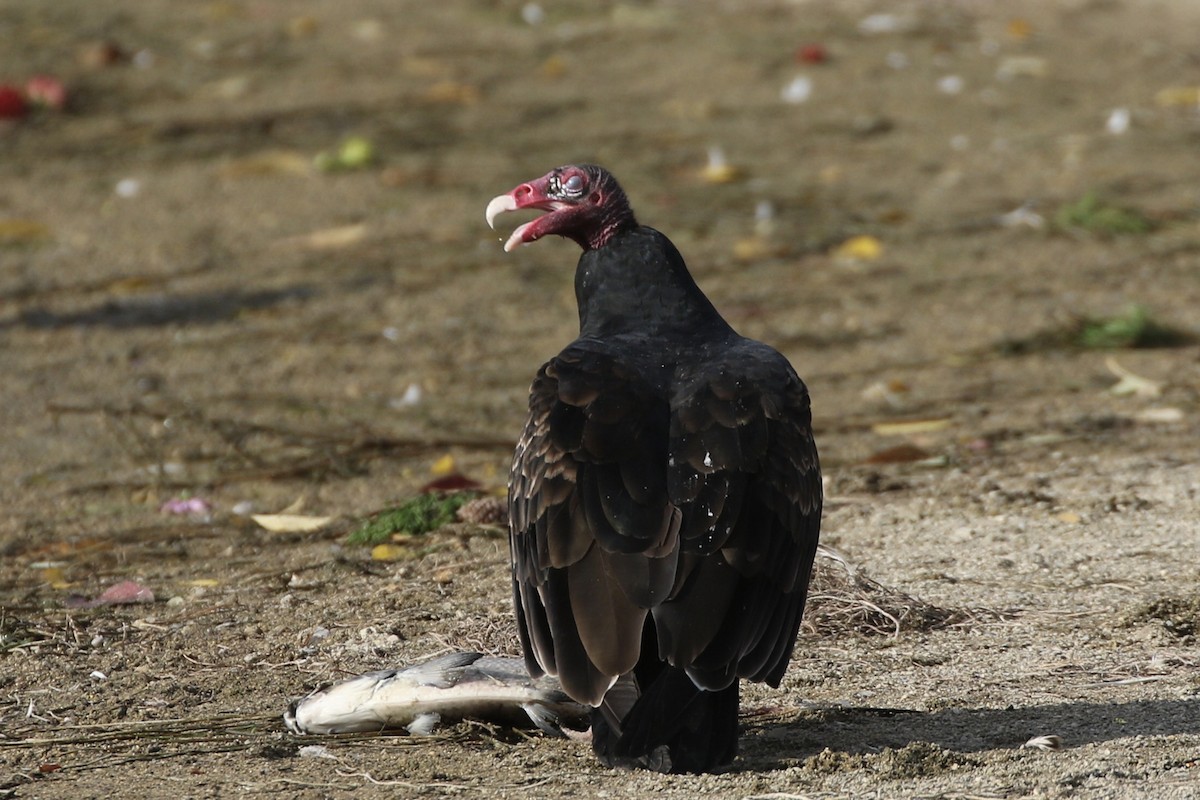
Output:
[{"xmin": 2, "ymin": 0, "xmax": 1198, "ymax": 797}]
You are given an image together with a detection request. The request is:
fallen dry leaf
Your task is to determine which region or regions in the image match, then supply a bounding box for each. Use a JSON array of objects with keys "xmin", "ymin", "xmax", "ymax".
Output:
[
  {"xmin": 1106, "ymin": 357, "xmax": 1161, "ymax": 398},
  {"xmin": 273, "ymin": 224, "xmax": 367, "ymax": 252},
  {"xmin": 420, "ymin": 473, "xmax": 481, "ymax": 494},
  {"xmin": 1132, "ymin": 407, "xmax": 1184, "ymax": 424},
  {"xmin": 865, "ymin": 444, "xmax": 933, "ymax": 465},
  {"xmin": 1155, "ymin": 86, "xmax": 1200, "ymax": 107},
  {"xmin": 422, "ymin": 80, "xmax": 481, "ymax": 105},
  {"xmin": 871, "ymin": 418, "xmax": 952, "ymax": 436},
  {"xmin": 251, "ymin": 514, "xmax": 334, "ymax": 533},
  {"xmin": 0, "ymin": 218, "xmax": 53, "ymax": 245}
]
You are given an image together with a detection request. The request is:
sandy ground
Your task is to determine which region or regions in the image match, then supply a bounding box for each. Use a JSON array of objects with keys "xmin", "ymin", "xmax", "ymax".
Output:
[{"xmin": 1, "ymin": 1, "xmax": 1198, "ymax": 797}]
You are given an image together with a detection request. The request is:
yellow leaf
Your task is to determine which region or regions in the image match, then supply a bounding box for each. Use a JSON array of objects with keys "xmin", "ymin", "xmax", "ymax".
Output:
[
  {"xmin": 834, "ymin": 235, "xmax": 883, "ymax": 261},
  {"xmin": 218, "ymin": 150, "xmax": 311, "ymax": 179},
  {"xmin": 371, "ymin": 543, "xmax": 411, "ymax": 562},
  {"xmin": 1155, "ymin": 86, "xmax": 1200, "ymax": 107},
  {"xmin": 287, "ymin": 15, "xmax": 318, "ymax": 38},
  {"xmin": 702, "ymin": 163, "xmax": 740, "ymax": 184},
  {"xmin": 540, "ymin": 55, "xmax": 567, "ymax": 79},
  {"xmin": 0, "ymin": 218, "xmax": 53, "ymax": 245},
  {"xmin": 732, "ymin": 236, "xmax": 771, "ymax": 262},
  {"xmin": 1006, "ymin": 18, "xmax": 1032, "ymax": 40},
  {"xmin": 40, "ymin": 567, "xmax": 66, "ymax": 585},
  {"xmin": 251, "ymin": 514, "xmax": 334, "ymax": 533},
  {"xmin": 187, "ymin": 579, "xmax": 221, "ymax": 587},
  {"xmin": 430, "ymin": 454, "xmax": 456, "ymax": 476},
  {"xmin": 871, "ymin": 418, "xmax": 952, "ymax": 436},
  {"xmin": 423, "ymin": 81, "xmax": 481, "ymax": 105}
]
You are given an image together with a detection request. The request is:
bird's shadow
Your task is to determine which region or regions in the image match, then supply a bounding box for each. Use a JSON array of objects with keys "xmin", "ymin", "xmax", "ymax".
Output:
[
  {"xmin": 736, "ymin": 697, "xmax": 1200, "ymax": 771},
  {"xmin": 6, "ymin": 285, "xmax": 315, "ymax": 330}
]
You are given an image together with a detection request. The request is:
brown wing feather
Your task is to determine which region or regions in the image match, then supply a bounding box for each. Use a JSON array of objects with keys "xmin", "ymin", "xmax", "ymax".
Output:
[
  {"xmin": 655, "ymin": 343, "xmax": 822, "ymax": 690},
  {"xmin": 510, "ymin": 339, "xmax": 821, "ymax": 705},
  {"xmin": 509, "ymin": 345, "xmax": 677, "ymax": 706}
]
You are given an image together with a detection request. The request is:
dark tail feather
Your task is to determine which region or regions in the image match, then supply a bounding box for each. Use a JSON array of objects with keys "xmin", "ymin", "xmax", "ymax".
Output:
[{"xmin": 592, "ymin": 667, "xmax": 739, "ymax": 774}]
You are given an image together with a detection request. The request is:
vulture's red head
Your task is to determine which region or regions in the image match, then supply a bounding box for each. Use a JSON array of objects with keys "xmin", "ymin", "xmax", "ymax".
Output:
[{"xmin": 486, "ymin": 164, "xmax": 637, "ymax": 252}]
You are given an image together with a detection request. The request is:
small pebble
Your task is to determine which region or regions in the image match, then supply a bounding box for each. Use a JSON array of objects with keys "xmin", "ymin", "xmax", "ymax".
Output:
[
  {"xmin": 997, "ymin": 204, "xmax": 1045, "ymax": 229},
  {"xmin": 521, "ymin": 3, "xmax": 545, "ymax": 25},
  {"xmin": 700, "ymin": 145, "xmax": 740, "ymax": 184},
  {"xmin": 389, "ymin": 383, "xmax": 422, "ymax": 408},
  {"xmin": 754, "ymin": 200, "xmax": 775, "ymax": 237},
  {"xmin": 780, "ymin": 75, "xmax": 813, "ymax": 104},
  {"xmin": 299, "ymin": 745, "xmax": 336, "ymax": 760},
  {"xmin": 858, "ymin": 13, "xmax": 902, "ymax": 34},
  {"xmin": 353, "ymin": 19, "xmax": 385, "ymax": 42},
  {"xmin": 115, "ymin": 178, "xmax": 142, "ymax": 199},
  {"xmin": 1106, "ymin": 107, "xmax": 1130, "ymax": 135},
  {"xmin": 937, "ymin": 75, "xmax": 965, "ymax": 95}
]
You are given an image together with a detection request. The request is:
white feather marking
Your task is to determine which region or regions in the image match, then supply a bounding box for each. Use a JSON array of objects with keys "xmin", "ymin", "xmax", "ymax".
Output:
[{"xmin": 406, "ymin": 712, "xmax": 441, "ymax": 736}]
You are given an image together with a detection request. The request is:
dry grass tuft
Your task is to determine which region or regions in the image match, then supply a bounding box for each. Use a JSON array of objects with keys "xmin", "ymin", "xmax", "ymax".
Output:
[{"xmin": 803, "ymin": 546, "xmax": 1016, "ymax": 637}]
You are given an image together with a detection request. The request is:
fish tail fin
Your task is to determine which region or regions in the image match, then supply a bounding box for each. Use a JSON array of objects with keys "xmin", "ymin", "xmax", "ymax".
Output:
[{"xmin": 592, "ymin": 666, "xmax": 739, "ymax": 774}]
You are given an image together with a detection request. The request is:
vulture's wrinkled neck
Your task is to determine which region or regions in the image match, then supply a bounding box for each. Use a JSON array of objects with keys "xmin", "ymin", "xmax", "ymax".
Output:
[{"xmin": 578, "ymin": 196, "xmax": 637, "ymax": 251}]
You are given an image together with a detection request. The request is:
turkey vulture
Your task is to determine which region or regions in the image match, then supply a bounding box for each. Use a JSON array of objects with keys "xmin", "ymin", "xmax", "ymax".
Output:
[{"xmin": 486, "ymin": 164, "xmax": 821, "ymax": 773}]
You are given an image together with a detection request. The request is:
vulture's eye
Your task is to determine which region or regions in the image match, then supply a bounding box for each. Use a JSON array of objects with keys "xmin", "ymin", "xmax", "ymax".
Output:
[{"xmin": 563, "ymin": 174, "xmax": 584, "ymax": 195}]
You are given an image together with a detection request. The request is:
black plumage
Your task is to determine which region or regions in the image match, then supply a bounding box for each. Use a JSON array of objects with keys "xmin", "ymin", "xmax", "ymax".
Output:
[{"xmin": 488, "ymin": 165, "xmax": 821, "ymax": 773}]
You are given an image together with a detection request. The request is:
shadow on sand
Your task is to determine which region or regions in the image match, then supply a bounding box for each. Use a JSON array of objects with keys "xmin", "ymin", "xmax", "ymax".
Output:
[
  {"xmin": 9, "ymin": 285, "xmax": 315, "ymax": 330},
  {"xmin": 739, "ymin": 696, "xmax": 1200, "ymax": 769}
]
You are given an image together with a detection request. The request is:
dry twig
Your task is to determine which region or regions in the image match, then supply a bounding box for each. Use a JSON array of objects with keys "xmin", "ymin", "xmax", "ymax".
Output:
[{"xmin": 804, "ymin": 546, "xmax": 1017, "ymax": 637}]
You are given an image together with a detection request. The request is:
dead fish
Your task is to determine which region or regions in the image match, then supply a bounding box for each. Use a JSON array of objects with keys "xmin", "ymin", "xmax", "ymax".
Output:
[{"xmin": 284, "ymin": 651, "xmax": 589, "ymax": 737}]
